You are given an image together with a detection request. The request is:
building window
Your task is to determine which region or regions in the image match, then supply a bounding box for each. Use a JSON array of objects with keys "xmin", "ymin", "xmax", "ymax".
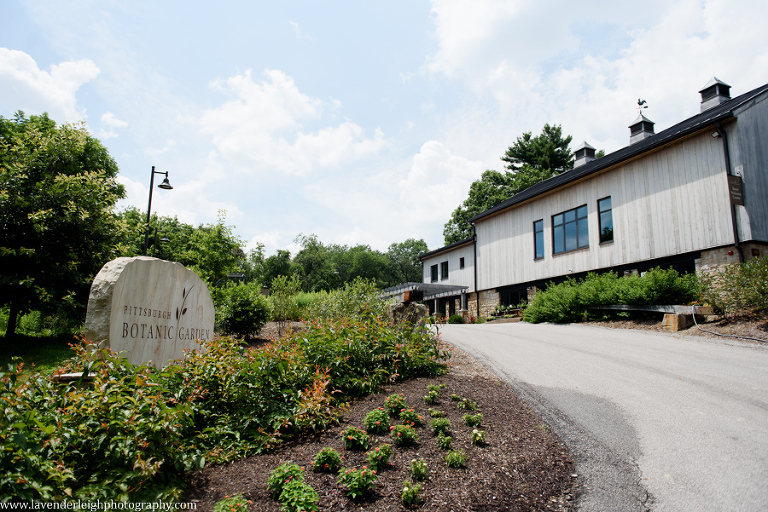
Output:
[
  {"xmin": 430, "ymin": 264, "xmax": 438, "ymax": 283},
  {"xmin": 552, "ymin": 204, "xmax": 588, "ymax": 254},
  {"xmin": 534, "ymin": 219, "xmax": 544, "ymax": 259},
  {"xmin": 440, "ymin": 261, "xmax": 449, "ymax": 280},
  {"xmin": 459, "ymin": 257, "xmax": 465, "ymax": 269},
  {"xmin": 598, "ymin": 196, "xmax": 613, "ymax": 243}
]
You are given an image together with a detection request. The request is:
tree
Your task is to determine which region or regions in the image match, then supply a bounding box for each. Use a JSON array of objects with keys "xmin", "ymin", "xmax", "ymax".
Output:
[
  {"xmin": 184, "ymin": 211, "xmax": 245, "ymax": 286},
  {"xmin": 443, "ymin": 124, "xmax": 574, "ymax": 244},
  {"xmin": 386, "ymin": 238, "xmax": 429, "ymax": 284},
  {"xmin": 263, "ymin": 249, "xmax": 294, "ymax": 287},
  {"xmin": 501, "ymin": 123, "xmax": 573, "ymax": 173},
  {"xmin": 0, "ymin": 112, "xmax": 126, "ymax": 338}
]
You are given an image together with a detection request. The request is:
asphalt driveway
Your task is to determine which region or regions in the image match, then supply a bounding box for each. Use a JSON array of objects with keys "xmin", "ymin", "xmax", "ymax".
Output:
[{"xmin": 437, "ymin": 322, "xmax": 768, "ymax": 512}]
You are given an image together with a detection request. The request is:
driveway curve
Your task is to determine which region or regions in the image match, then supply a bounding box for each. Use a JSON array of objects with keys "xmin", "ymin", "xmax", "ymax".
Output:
[{"xmin": 437, "ymin": 322, "xmax": 768, "ymax": 512}]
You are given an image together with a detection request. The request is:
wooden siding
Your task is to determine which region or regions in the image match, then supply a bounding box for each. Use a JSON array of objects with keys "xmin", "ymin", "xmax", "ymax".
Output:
[
  {"xmin": 734, "ymin": 91, "xmax": 768, "ymax": 241},
  {"xmin": 422, "ymin": 244, "xmax": 475, "ymax": 289},
  {"xmin": 475, "ymin": 131, "xmax": 735, "ymax": 290}
]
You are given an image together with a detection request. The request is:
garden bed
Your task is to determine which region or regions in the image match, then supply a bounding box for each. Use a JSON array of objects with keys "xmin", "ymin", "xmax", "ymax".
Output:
[{"xmin": 184, "ymin": 344, "xmax": 576, "ymax": 511}]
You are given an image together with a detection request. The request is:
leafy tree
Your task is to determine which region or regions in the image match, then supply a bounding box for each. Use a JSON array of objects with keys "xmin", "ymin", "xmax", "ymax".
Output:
[
  {"xmin": 0, "ymin": 112, "xmax": 126, "ymax": 338},
  {"xmin": 501, "ymin": 123, "xmax": 573, "ymax": 173},
  {"xmin": 293, "ymin": 234, "xmax": 335, "ymax": 292},
  {"xmin": 215, "ymin": 282, "xmax": 271, "ymax": 339},
  {"xmin": 263, "ymin": 249, "xmax": 294, "ymax": 287},
  {"xmin": 185, "ymin": 211, "xmax": 245, "ymax": 286},
  {"xmin": 443, "ymin": 124, "xmax": 574, "ymax": 244},
  {"xmin": 386, "ymin": 239, "xmax": 429, "ymax": 284}
]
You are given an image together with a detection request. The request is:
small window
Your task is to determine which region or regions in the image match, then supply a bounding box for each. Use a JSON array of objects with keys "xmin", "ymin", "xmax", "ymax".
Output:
[
  {"xmin": 459, "ymin": 257, "xmax": 465, "ymax": 269},
  {"xmin": 598, "ymin": 196, "xmax": 613, "ymax": 243},
  {"xmin": 430, "ymin": 264, "xmax": 438, "ymax": 283},
  {"xmin": 533, "ymin": 219, "xmax": 544, "ymax": 259},
  {"xmin": 440, "ymin": 261, "xmax": 449, "ymax": 280},
  {"xmin": 552, "ymin": 204, "xmax": 589, "ymax": 254}
]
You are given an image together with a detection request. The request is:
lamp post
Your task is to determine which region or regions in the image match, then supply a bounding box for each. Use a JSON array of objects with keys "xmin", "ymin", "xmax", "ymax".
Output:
[{"xmin": 143, "ymin": 166, "xmax": 173, "ymax": 256}]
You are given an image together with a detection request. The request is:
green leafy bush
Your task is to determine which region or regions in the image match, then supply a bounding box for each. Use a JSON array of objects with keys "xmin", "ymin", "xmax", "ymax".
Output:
[
  {"xmin": 410, "ymin": 458, "xmax": 428, "ymax": 481},
  {"xmin": 436, "ymin": 433, "xmax": 452, "ymax": 450},
  {"xmin": 213, "ymin": 494, "xmax": 251, "ymax": 512},
  {"xmin": 337, "ymin": 466, "xmax": 378, "ymax": 500},
  {"xmin": 699, "ymin": 256, "xmax": 768, "ymax": 317},
  {"xmin": 445, "ymin": 450, "xmax": 467, "ymax": 468},
  {"xmin": 342, "ymin": 426, "xmax": 370, "ymax": 451},
  {"xmin": 365, "ymin": 443, "xmax": 392, "ymax": 471},
  {"xmin": 471, "ymin": 429, "xmax": 486, "ymax": 446},
  {"xmin": 278, "ymin": 480, "xmax": 319, "ymax": 512},
  {"xmin": 428, "ymin": 408, "xmax": 445, "ymax": 418},
  {"xmin": 312, "ymin": 447, "xmax": 343, "ymax": 473},
  {"xmin": 447, "ymin": 314, "xmax": 464, "ymax": 324},
  {"xmin": 306, "ymin": 278, "xmax": 390, "ymax": 322},
  {"xmin": 399, "ymin": 407, "xmax": 424, "ymax": 427},
  {"xmin": 524, "ymin": 267, "xmax": 699, "ymax": 323},
  {"xmin": 267, "ymin": 462, "xmax": 305, "ymax": 500},
  {"xmin": 363, "ymin": 408, "xmax": 390, "ymax": 434},
  {"xmin": 430, "ymin": 417, "xmax": 452, "ymax": 437},
  {"xmin": 215, "ymin": 282, "xmax": 271, "ymax": 339},
  {"xmin": 270, "ymin": 274, "xmax": 303, "ymax": 335},
  {"xmin": 401, "ymin": 480, "xmax": 422, "ymax": 507},
  {"xmin": 384, "ymin": 393, "xmax": 408, "ymax": 416},
  {"xmin": 463, "ymin": 413, "xmax": 483, "ymax": 427},
  {"xmin": 390, "ymin": 424, "xmax": 418, "ymax": 446}
]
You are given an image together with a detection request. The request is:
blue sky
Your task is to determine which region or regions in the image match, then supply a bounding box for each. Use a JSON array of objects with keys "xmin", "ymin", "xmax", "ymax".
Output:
[{"xmin": 2, "ymin": 0, "xmax": 767, "ymax": 256}]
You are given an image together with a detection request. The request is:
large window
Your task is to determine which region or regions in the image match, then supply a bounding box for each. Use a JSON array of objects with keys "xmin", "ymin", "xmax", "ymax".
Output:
[
  {"xmin": 598, "ymin": 196, "xmax": 613, "ymax": 243},
  {"xmin": 534, "ymin": 219, "xmax": 544, "ymax": 259},
  {"xmin": 430, "ymin": 264, "xmax": 438, "ymax": 283},
  {"xmin": 440, "ymin": 261, "xmax": 449, "ymax": 280},
  {"xmin": 552, "ymin": 204, "xmax": 588, "ymax": 254}
]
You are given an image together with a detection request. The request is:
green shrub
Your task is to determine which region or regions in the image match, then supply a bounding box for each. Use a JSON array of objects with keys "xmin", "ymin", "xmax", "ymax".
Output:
[
  {"xmin": 463, "ymin": 413, "xmax": 483, "ymax": 427},
  {"xmin": 267, "ymin": 462, "xmax": 305, "ymax": 500},
  {"xmin": 216, "ymin": 282, "xmax": 271, "ymax": 339},
  {"xmin": 366, "ymin": 443, "xmax": 392, "ymax": 471},
  {"xmin": 445, "ymin": 450, "xmax": 467, "ymax": 468},
  {"xmin": 401, "ymin": 480, "xmax": 422, "ymax": 507},
  {"xmin": 342, "ymin": 426, "xmax": 370, "ymax": 451},
  {"xmin": 399, "ymin": 407, "xmax": 424, "ymax": 427},
  {"xmin": 312, "ymin": 447, "xmax": 343, "ymax": 473},
  {"xmin": 410, "ymin": 458, "xmax": 428, "ymax": 481},
  {"xmin": 306, "ymin": 278, "xmax": 390, "ymax": 321},
  {"xmin": 390, "ymin": 424, "xmax": 418, "ymax": 446},
  {"xmin": 213, "ymin": 494, "xmax": 251, "ymax": 512},
  {"xmin": 363, "ymin": 408, "xmax": 390, "ymax": 434},
  {"xmin": 436, "ymin": 433, "xmax": 452, "ymax": 450},
  {"xmin": 471, "ymin": 429, "xmax": 486, "ymax": 446},
  {"xmin": 448, "ymin": 314, "xmax": 464, "ymax": 324},
  {"xmin": 384, "ymin": 393, "xmax": 408, "ymax": 416},
  {"xmin": 430, "ymin": 417, "xmax": 451, "ymax": 437},
  {"xmin": 337, "ymin": 466, "xmax": 378, "ymax": 500},
  {"xmin": 699, "ymin": 256, "xmax": 768, "ymax": 317},
  {"xmin": 278, "ymin": 480, "xmax": 319, "ymax": 512},
  {"xmin": 270, "ymin": 274, "xmax": 303, "ymax": 334}
]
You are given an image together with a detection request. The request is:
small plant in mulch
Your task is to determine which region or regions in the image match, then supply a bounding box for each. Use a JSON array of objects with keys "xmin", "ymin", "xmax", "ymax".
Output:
[
  {"xmin": 423, "ymin": 389, "xmax": 439, "ymax": 405},
  {"xmin": 363, "ymin": 407, "xmax": 390, "ymax": 434},
  {"xmin": 267, "ymin": 462, "xmax": 305, "ymax": 500},
  {"xmin": 399, "ymin": 407, "xmax": 424, "ymax": 427},
  {"xmin": 337, "ymin": 466, "xmax": 378, "ymax": 500},
  {"xmin": 436, "ymin": 433, "xmax": 452, "ymax": 450},
  {"xmin": 312, "ymin": 447, "xmax": 344, "ymax": 473},
  {"xmin": 457, "ymin": 398, "xmax": 478, "ymax": 411},
  {"xmin": 390, "ymin": 424, "xmax": 418, "ymax": 446},
  {"xmin": 449, "ymin": 393, "xmax": 462, "ymax": 401},
  {"xmin": 384, "ymin": 393, "xmax": 408, "ymax": 416},
  {"xmin": 445, "ymin": 450, "xmax": 467, "ymax": 468},
  {"xmin": 278, "ymin": 480, "xmax": 320, "ymax": 512},
  {"xmin": 471, "ymin": 429, "xmax": 487, "ymax": 446},
  {"xmin": 463, "ymin": 413, "xmax": 483, "ymax": 427},
  {"xmin": 365, "ymin": 443, "xmax": 393, "ymax": 471},
  {"xmin": 430, "ymin": 417, "xmax": 452, "ymax": 437},
  {"xmin": 213, "ymin": 494, "xmax": 251, "ymax": 512},
  {"xmin": 342, "ymin": 426, "xmax": 370, "ymax": 451},
  {"xmin": 428, "ymin": 408, "xmax": 445, "ymax": 418},
  {"xmin": 401, "ymin": 480, "xmax": 423, "ymax": 507},
  {"xmin": 410, "ymin": 458, "xmax": 428, "ymax": 481}
]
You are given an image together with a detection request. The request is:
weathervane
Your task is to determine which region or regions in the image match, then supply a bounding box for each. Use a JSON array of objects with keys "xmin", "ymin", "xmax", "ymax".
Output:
[{"xmin": 637, "ymin": 99, "xmax": 649, "ymax": 114}]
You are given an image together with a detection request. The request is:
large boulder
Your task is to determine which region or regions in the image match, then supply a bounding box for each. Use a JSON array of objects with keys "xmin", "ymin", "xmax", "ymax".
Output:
[{"xmin": 388, "ymin": 302, "xmax": 428, "ymax": 327}]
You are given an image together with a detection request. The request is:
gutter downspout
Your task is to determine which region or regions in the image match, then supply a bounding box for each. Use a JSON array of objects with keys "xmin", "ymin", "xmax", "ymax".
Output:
[
  {"xmin": 716, "ymin": 121, "xmax": 744, "ymax": 263},
  {"xmin": 471, "ymin": 223, "xmax": 480, "ymax": 319}
]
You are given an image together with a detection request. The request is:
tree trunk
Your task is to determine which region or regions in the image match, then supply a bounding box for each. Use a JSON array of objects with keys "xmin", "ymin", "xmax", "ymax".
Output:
[{"xmin": 4, "ymin": 300, "xmax": 19, "ymax": 339}]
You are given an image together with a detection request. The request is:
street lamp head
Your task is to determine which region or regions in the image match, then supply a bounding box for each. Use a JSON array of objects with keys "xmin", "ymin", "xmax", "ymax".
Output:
[
  {"xmin": 158, "ymin": 172, "xmax": 173, "ymax": 190},
  {"xmin": 160, "ymin": 231, "xmax": 170, "ymax": 243}
]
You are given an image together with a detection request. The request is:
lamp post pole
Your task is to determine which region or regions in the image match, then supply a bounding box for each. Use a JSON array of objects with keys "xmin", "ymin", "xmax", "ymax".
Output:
[{"xmin": 143, "ymin": 166, "xmax": 173, "ymax": 256}]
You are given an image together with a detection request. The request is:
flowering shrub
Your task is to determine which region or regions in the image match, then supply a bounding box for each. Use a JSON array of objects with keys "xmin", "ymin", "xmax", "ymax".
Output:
[
  {"xmin": 428, "ymin": 408, "xmax": 445, "ymax": 418},
  {"xmin": 449, "ymin": 394, "xmax": 461, "ymax": 401},
  {"xmin": 363, "ymin": 408, "xmax": 390, "ymax": 435},
  {"xmin": 430, "ymin": 417, "xmax": 451, "ymax": 437},
  {"xmin": 463, "ymin": 413, "xmax": 483, "ymax": 427},
  {"xmin": 337, "ymin": 466, "xmax": 378, "ymax": 500},
  {"xmin": 267, "ymin": 462, "xmax": 305, "ymax": 500},
  {"xmin": 279, "ymin": 480, "xmax": 320, "ymax": 512},
  {"xmin": 446, "ymin": 450, "xmax": 467, "ymax": 468},
  {"xmin": 410, "ymin": 458, "xmax": 428, "ymax": 481},
  {"xmin": 213, "ymin": 494, "xmax": 251, "ymax": 512},
  {"xmin": 436, "ymin": 433, "xmax": 452, "ymax": 450},
  {"xmin": 390, "ymin": 424, "xmax": 418, "ymax": 447},
  {"xmin": 471, "ymin": 429, "xmax": 486, "ymax": 446},
  {"xmin": 342, "ymin": 426, "xmax": 370, "ymax": 451},
  {"xmin": 312, "ymin": 447, "xmax": 343, "ymax": 473},
  {"xmin": 384, "ymin": 393, "xmax": 408, "ymax": 417},
  {"xmin": 366, "ymin": 444, "xmax": 392, "ymax": 471},
  {"xmin": 457, "ymin": 398, "xmax": 478, "ymax": 411},
  {"xmin": 399, "ymin": 407, "xmax": 424, "ymax": 427},
  {"xmin": 401, "ymin": 480, "xmax": 422, "ymax": 507}
]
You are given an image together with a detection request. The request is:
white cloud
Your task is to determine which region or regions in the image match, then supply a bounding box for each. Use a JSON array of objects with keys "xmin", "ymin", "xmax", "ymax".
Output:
[
  {"xmin": 0, "ymin": 48, "xmax": 99, "ymax": 122},
  {"xmin": 98, "ymin": 111, "xmax": 128, "ymax": 139},
  {"xmin": 201, "ymin": 69, "xmax": 388, "ymax": 177}
]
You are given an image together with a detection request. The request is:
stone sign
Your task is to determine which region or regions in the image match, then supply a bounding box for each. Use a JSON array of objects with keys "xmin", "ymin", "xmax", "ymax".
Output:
[{"xmin": 84, "ymin": 256, "xmax": 214, "ymax": 368}]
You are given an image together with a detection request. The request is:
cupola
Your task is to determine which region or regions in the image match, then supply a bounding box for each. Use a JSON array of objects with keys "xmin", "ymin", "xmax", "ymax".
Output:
[{"xmin": 699, "ymin": 77, "xmax": 731, "ymax": 112}]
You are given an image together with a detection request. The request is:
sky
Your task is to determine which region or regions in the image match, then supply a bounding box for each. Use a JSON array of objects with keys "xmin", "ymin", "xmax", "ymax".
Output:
[{"xmin": 2, "ymin": 0, "xmax": 767, "ymax": 257}]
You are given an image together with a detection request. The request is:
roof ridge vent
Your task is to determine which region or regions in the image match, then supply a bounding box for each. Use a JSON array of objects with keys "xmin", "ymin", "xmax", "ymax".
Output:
[
  {"xmin": 573, "ymin": 141, "xmax": 596, "ymax": 168},
  {"xmin": 699, "ymin": 77, "xmax": 731, "ymax": 112}
]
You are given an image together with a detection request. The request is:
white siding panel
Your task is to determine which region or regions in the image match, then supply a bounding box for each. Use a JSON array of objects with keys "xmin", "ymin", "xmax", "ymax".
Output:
[
  {"xmin": 421, "ymin": 244, "xmax": 475, "ymax": 289},
  {"xmin": 476, "ymin": 132, "xmax": 734, "ymax": 291}
]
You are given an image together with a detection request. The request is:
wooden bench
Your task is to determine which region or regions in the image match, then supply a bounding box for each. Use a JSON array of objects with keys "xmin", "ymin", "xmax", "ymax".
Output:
[{"xmin": 589, "ymin": 305, "xmax": 715, "ymax": 332}]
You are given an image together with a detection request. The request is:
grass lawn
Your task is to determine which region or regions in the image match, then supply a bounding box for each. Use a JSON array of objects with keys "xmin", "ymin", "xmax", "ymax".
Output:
[{"xmin": 0, "ymin": 333, "xmax": 77, "ymax": 376}]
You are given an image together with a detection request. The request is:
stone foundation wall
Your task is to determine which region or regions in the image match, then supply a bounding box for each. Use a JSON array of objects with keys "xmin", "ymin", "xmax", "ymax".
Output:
[
  {"xmin": 467, "ymin": 289, "xmax": 499, "ymax": 319},
  {"xmin": 696, "ymin": 243, "xmax": 768, "ymax": 275}
]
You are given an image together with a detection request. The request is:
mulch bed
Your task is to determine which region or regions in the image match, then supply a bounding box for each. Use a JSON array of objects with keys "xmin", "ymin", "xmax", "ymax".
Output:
[{"xmin": 184, "ymin": 343, "xmax": 576, "ymax": 511}]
